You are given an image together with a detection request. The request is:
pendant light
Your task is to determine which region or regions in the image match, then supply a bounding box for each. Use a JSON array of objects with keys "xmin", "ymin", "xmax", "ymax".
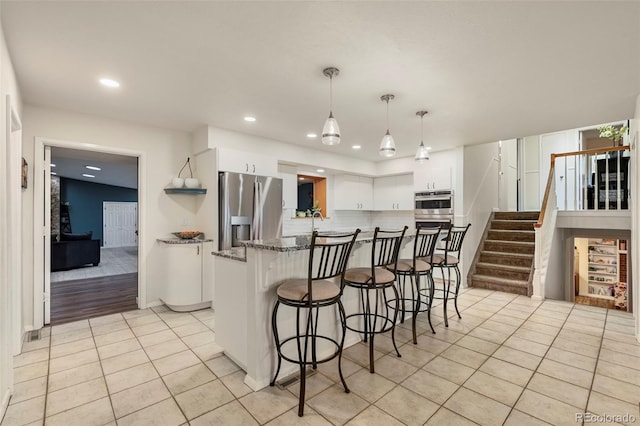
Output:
[
  {"xmin": 415, "ymin": 110, "xmax": 431, "ymax": 163},
  {"xmin": 321, "ymin": 67, "xmax": 340, "ymax": 145},
  {"xmin": 379, "ymin": 94, "xmax": 396, "ymax": 157}
]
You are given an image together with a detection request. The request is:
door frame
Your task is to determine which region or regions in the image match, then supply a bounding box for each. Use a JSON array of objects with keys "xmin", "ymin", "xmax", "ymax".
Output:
[
  {"xmin": 33, "ymin": 137, "xmax": 146, "ymax": 328},
  {"xmin": 103, "ymin": 201, "xmax": 138, "ymax": 248}
]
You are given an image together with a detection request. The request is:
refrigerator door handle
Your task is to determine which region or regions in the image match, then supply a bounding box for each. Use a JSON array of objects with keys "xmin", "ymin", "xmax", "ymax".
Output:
[{"xmin": 252, "ymin": 180, "xmax": 263, "ymax": 240}]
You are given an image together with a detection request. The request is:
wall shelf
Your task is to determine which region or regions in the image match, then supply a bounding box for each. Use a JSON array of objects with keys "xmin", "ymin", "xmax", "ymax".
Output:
[{"xmin": 164, "ymin": 188, "xmax": 207, "ymax": 195}]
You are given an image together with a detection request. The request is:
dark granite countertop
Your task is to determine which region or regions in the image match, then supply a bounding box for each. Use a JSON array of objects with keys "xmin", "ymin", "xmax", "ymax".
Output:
[
  {"xmin": 211, "ymin": 247, "xmax": 247, "ymax": 262},
  {"xmin": 240, "ymin": 230, "xmax": 416, "ymax": 252},
  {"xmin": 157, "ymin": 238, "xmax": 214, "ymax": 245}
]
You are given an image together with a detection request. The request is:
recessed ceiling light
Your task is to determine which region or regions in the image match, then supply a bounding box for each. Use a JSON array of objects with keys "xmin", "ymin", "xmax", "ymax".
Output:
[
  {"xmin": 426, "ymin": 147, "xmax": 432, "ymax": 150},
  {"xmin": 85, "ymin": 165, "xmax": 101, "ymax": 171},
  {"xmin": 306, "ymin": 133, "xmax": 317, "ymax": 139},
  {"xmin": 50, "ymin": 171, "xmax": 57, "ymax": 175},
  {"xmin": 298, "ymin": 177, "xmax": 305, "ymax": 181},
  {"xmin": 50, "ymin": 163, "xmax": 56, "ymax": 167},
  {"xmin": 82, "ymin": 174, "xmax": 95, "ymax": 178},
  {"xmin": 352, "ymin": 145, "xmax": 361, "ymax": 150},
  {"xmin": 244, "ymin": 116, "xmax": 256, "ymax": 122},
  {"xmin": 99, "ymin": 78, "xmax": 120, "ymax": 88},
  {"xmin": 316, "ymin": 169, "xmax": 325, "ymax": 173}
]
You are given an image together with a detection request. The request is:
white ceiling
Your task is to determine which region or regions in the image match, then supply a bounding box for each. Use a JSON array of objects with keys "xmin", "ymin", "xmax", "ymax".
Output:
[
  {"xmin": 51, "ymin": 147, "xmax": 138, "ymax": 189},
  {"xmin": 2, "ymin": 1, "xmax": 639, "ymax": 162}
]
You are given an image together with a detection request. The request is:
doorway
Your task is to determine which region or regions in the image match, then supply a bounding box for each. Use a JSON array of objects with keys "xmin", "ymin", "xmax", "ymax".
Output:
[
  {"xmin": 33, "ymin": 138, "xmax": 145, "ymax": 328},
  {"xmin": 573, "ymin": 236, "xmax": 628, "ymax": 311}
]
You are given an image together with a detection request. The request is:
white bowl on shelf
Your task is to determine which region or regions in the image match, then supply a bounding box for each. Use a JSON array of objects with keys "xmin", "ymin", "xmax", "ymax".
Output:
[
  {"xmin": 185, "ymin": 178, "xmax": 200, "ymax": 188},
  {"xmin": 172, "ymin": 177, "xmax": 184, "ymax": 188}
]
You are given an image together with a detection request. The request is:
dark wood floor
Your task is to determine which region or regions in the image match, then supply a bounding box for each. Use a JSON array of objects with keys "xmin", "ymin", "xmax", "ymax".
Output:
[{"xmin": 51, "ymin": 273, "xmax": 138, "ymax": 325}]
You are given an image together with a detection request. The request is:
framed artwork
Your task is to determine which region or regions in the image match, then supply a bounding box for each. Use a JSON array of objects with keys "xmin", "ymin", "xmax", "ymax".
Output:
[{"xmin": 22, "ymin": 157, "xmax": 27, "ymax": 189}]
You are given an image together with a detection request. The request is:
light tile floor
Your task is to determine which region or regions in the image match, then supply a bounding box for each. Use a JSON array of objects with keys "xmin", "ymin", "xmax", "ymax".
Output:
[{"xmin": 2, "ymin": 288, "xmax": 640, "ymax": 425}]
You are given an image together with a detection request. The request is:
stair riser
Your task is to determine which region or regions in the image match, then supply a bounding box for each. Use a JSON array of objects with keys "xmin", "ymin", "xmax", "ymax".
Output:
[
  {"xmin": 479, "ymin": 253, "xmax": 533, "ymax": 268},
  {"xmin": 487, "ymin": 230, "xmax": 535, "ymax": 242},
  {"xmin": 491, "ymin": 221, "xmax": 536, "ymax": 231},
  {"xmin": 483, "ymin": 241, "xmax": 535, "ymax": 255},
  {"xmin": 470, "ymin": 278, "xmax": 529, "ymax": 296},
  {"xmin": 494, "ymin": 212, "xmax": 540, "ymax": 221},
  {"xmin": 475, "ymin": 266, "xmax": 530, "ymax": 281}
]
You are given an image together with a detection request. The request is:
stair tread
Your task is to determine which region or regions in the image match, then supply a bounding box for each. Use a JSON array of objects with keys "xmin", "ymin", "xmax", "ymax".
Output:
[
  {"xmin": 476, "ymin": 262, "xmax": 531, "ymax": 272},
  {"xmin": 471, "ymin": 274, "xmax": 529, "ymax": 286},
  {"xmin": 480, "ymin": 250, "xmax": 533, "ymax": 259},
  {"xmin": 489, "ymin": 229, "xmax": 535, "ymax": 234},
  {"xmin": 485, "ymin": 239, "xmax": 534, "ymax": 245}
]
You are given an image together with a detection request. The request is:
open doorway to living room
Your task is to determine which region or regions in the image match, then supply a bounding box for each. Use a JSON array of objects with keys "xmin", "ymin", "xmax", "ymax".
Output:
[{"xmin": 49, "ymin": 147, "xmax": 139, "ymax": 324}]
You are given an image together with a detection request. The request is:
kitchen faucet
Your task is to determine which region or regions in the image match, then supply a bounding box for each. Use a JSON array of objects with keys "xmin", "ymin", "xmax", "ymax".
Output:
[{"xmin": 311, "ymin": 210, "xmax": 324, "ymax": 233}]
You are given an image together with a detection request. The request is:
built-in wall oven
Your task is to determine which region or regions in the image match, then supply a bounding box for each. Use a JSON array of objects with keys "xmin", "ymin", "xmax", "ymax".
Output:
[{"xmin": 415, "ymin": 190, "xmax": 454, "ymax": 229}]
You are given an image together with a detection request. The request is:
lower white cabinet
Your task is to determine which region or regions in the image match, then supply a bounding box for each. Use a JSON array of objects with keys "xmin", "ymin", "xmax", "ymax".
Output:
[
  {"xmin": 333, "ymin": 174, "xmax": 373, "ymax": 210},
  {"xmin": 373, "ymin": 174, "xmax": 414, "ymax": 211},
  {"xmin": 159, "ymin": 240, "xmax": 213, "ymax": 311}
]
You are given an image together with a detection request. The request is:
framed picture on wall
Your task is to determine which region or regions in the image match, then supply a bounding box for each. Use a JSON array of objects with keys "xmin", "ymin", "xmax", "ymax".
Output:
[{"xmin": 22, "ymin": 157, "xmax": 27, "ymax": 189}]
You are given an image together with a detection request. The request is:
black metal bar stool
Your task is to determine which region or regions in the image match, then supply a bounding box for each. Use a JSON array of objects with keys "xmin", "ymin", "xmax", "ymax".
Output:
[
  {"xmin": 387, "ymin": 225, "xmax": 441, "ymax": 343},
  {"xmin": 270, "ymin": 229, "xmax": 360, "ymax": 417},
  {"xmin": 343, "ymin": 226, "xmax": 407, "ymax": 373},
  {"xmin": 432, "ymin": 224, "xmax": 471, "ymax": 327}
]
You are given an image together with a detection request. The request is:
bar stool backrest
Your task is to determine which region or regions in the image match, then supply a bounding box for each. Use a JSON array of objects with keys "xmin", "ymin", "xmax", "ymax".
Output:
[
  {"xmin": 443, "ymin": 224, "xmax": 471, "ymax": 259},
  {"xmin": 414, "ymin": 225, "xmax": 440, "ymax": 266},
  {"xmin": 308, "ymin": 229, "xmax": 361, "ymax": 298},
  {"xmin": 371, "ymin": 226, "xmax": 408, "ymax": 280}
]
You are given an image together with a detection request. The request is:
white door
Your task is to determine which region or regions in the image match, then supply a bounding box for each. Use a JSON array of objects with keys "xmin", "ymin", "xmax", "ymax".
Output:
[{"xmin": 103, "ymin": 202, "xmax": 138, "ymax": 247}]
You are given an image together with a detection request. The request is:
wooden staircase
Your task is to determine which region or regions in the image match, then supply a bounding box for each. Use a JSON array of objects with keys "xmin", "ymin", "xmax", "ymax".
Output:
[{"xmin": 469, "ymin": 211, "xmax": 539, "ymax": 296}]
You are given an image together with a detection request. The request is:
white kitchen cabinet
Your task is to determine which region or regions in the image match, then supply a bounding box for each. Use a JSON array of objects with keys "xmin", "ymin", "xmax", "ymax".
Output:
[
  {"xmin": 374, "ymin": 174, "xmax": 414, "ymax": 211},
  {"xmin": 159, "ymin": 240, "xmax": 213, "ymax": 311},
  {"xmin": 278, "ymin": 165, "xmax": 298, "ymax": 210},
  {"xmin": 333, "ymin": 174, "xmax": 373, "ymax": 210},
  {"xmin": 217, "ymin": 147, "xmax": 278, "ymax": 177},
  {"xmin": 414, "ymin": 165, "xmax": 452, "ymax": 191}
]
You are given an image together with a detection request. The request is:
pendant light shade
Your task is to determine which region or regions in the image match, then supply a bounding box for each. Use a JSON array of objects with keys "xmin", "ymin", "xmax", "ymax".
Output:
[
  {"xmin": 379, "ymin": 94, "xmax": 396, "ymax": 157},
  {"xmin": 415, "ymin": 110, "xmax": 431, "ymax": 163},
  {"xmin": 322, "ymin": 67, "xmax": 340, "ymax": 146}
]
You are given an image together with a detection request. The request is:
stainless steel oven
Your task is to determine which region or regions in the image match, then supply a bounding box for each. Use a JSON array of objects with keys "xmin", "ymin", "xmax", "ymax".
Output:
[{"xmin": 415, "ymin": 190, "xmax": 453, "ymax": 219}]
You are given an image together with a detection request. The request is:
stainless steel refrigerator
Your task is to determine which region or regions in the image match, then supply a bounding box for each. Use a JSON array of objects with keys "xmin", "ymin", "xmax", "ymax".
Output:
[{"xmin": 218, "ymin": 171, "xmax": 283, "ymax": 250}]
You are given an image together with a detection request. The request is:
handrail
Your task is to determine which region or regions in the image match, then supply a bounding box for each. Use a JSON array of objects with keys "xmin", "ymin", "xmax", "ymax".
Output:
[
  {"xmin": 553, "ymin": 145, "xmax": 628, "ymax": 159},
  {"xmin": 535, "ymin": 145, "xmax": 630, "ymax": 228}
]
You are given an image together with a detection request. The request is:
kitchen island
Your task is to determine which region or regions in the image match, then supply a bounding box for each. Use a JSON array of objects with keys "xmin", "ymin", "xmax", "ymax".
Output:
[{"xmin": 213, "ymin": 232, "xmax": 415, "ymax": 391}]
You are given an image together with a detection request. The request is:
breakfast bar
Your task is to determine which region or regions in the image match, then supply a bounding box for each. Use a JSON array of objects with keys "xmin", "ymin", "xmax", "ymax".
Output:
[{"xmin": 213, "ymin": 232, "xmax": 415, "ymax": 391}]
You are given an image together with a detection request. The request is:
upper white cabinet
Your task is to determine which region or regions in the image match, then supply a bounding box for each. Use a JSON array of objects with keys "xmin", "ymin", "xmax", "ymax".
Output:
[
  {"xmin": 278, "ymin": 164, "xmax": 298, "ymax": 210},
  {"xmin": 414, "ymin": 165, "xmax": 451, "ymax": 191},
  {"xmin": 217, "ymin": 148, "xmax": 278, "ymax": 177},
  {"xmin": 374, "ymin": 174, "xmax": 414, "ymax": 211},
  {"xmin": 333, "ymin": 174, "xmax": 373, "ymax": 210}
]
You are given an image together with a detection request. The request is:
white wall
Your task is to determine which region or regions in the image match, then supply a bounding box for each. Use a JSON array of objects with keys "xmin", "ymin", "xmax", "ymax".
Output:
[
  {"xmin": 21, "ymin": 106, "xmax": 194, "ymax": 328},
  {"xmin": 461, "ymin": 142, "xmax": 500, "ymax": 281},
  {"xmin": 0, "ymin": 10, "xmax": 22, "ymax": 420}
]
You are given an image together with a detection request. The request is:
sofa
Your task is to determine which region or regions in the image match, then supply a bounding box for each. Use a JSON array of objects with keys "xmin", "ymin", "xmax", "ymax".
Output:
[{"xmin": 51, "ymin": 232, "xmax": 101, "ymax": 271}]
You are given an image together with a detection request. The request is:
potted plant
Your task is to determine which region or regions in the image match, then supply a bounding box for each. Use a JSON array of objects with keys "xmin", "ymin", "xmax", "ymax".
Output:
[{"xmin": 597, "ymin": 125, "xmax": 628, "ymax": 146}]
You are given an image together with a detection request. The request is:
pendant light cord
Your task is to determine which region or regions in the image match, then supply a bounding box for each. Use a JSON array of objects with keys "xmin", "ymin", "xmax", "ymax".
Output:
[
  {"xmin": 386, "ymin": 98, "xmax": 389, "ymax": 131},
  {"xmin": 421, "ymin": 114, "xmax": 424, "ymax": 143},
  {"xmin": 329, "ymin": 75, "xmax": 333, "ymax": 115}
]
